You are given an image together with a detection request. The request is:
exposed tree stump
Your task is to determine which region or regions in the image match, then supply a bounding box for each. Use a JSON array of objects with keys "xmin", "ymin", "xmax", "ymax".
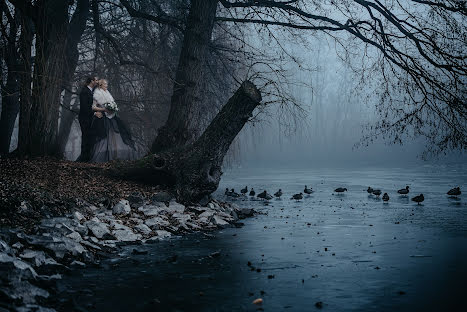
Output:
[{"xmin": 116, "ymin": 81, "xmax": 261, "ymax": 204}]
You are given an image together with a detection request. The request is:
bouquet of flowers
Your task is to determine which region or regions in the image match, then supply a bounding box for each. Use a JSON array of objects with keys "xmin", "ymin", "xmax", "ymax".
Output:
[{"xmin": 104, "ymin": 101, "xmax": 119, "ymax": 113}]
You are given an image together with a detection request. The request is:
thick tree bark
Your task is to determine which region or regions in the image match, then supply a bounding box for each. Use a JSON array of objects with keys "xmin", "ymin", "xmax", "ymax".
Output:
[
  {"xmin": 57, "ymin": 0, "xmax": 90, "ymax": 157},
  {"xmin": 0, "ymin": 10, "xmax": 20, "ymax": 154},
  {"xmin": 0, "ymin": 78, "xmax": 20, "ymax": 154},
  {"xmin": 120, "ymin": 81, "xmax": 261, "ymax": 204},
  {"xmin": 17, "ymin": 15, "xmax": 34, "ymax": 156},
  {"xmin": 151, "ymin": 0, "xmax": 218, "ymax": 153},
  {"xmin": 14, "ymin": 0, "xmax": 87, "ymax": 157},
  {"xmin": 57, "ymin": 86, "xmax": 78, "ymax": 157},
  {"xmin": 26, "ymin": 0, "xmax": 69, "ymax": 156}
]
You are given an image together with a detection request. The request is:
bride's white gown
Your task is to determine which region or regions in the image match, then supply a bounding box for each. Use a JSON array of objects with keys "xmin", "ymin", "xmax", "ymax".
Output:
[{"xmin": 89, "ymin": 88, "xmax": 136, "ymax": 162}]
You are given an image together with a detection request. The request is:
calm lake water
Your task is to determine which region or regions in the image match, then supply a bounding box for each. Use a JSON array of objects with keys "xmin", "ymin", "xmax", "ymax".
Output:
[{"xmin": 56, "ymin": 165, "xmax": 467, "ymax": 311}]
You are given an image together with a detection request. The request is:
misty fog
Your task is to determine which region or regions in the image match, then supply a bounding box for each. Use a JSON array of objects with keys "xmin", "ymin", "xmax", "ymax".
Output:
[
  {"xmin": 1, "ymin": 27, "xmax": 464, "ymax": 168},
  {"xmin": 228, "ymin": 32, "xmax": 464, "ymax": 169}
]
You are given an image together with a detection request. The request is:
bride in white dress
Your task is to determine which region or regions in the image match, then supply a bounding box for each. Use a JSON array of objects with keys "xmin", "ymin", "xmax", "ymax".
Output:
[{"xmin": 89, "ymin": 79, "xmax": 136, "ymax": 162}]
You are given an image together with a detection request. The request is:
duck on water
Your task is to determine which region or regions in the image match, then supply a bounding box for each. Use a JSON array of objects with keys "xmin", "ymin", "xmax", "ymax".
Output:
[
  {"xmin": 334, "ymin": 187, "xmax": 347, "ymax": 194},
  {"xmin": 411, "ymin": 194, "xmax": 424, "ymax": 205},
  {"xmin": 372, "ymin": 189, "xmax": 382, "ymax": 197},
  {"xmin": 258, "ymin": 190, "xmax": 273, "ymax": 201},
  {"xmin": 240, "ymin": 186, "xmax": 248, "ymax": 195},
  {"xmin": 274, "ymin": 189, "xmax": 283, "ymax": 198},
  {"xmin": 291, "ymin": 193, "xmax": 303, "ymax": 201},
  {"xmin": 398, "ymin": 186, "xmax": 410, "ymax": 195},
  {"xmin": 447, "ymin": 187, "xmax": 461, "ymax": 198}
]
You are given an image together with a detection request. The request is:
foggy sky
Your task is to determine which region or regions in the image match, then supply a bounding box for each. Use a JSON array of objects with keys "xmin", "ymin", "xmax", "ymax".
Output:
[{"xmin": 229, "ymin": 33, "xmax": 465, "ymax": 169}]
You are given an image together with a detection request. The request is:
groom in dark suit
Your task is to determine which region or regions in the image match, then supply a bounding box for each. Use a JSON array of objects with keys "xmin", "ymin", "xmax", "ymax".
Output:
[{"xmin": 77, "ymin": 76, "xmax": 98, "ymax": 161}]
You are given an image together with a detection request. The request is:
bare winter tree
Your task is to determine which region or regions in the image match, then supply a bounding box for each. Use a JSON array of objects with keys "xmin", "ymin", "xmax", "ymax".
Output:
[
  {"xmin": 115, "ymin": 0, "xmax": 466, "ymax": 203},
  {"xmin": 83, "ymin": 0, "xmax": 243, "ymax": 156},
  {"xmin": 4, "ymin": 0, "xmax": 465, "ymax": 203},
  {"xmin": 6, "ymin": 0, "xmax": 89, "ymax": 156}
]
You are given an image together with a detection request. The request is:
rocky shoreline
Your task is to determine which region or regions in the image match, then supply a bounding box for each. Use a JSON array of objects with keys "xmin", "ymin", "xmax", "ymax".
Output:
[{"xmin": 0, "ymin": 192, "xmax": 255, "ymax": 312}]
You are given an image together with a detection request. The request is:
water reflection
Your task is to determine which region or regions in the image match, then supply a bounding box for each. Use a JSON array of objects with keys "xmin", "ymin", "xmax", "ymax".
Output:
[{"xmin": 57, "ymin": 166, "xmax": 467, "ymax": 311}]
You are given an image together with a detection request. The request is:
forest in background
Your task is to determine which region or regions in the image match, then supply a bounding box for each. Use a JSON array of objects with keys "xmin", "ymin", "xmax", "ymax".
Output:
[{"xmin": 1, "ymin": 0, "xmax": 465, "ymax": 202}]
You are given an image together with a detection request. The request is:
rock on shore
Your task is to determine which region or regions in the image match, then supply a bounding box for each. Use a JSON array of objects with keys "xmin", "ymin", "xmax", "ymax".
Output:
[{"xmin": 0, "ymin": 194, "xmax": 254, "ymax": 311}]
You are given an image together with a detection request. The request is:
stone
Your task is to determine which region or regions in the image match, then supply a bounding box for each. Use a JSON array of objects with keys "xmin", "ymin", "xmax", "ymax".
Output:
[
  {"xmin": 19, "ymin": 250, "xmax": 58, "ymax": 267},
  {"xmin": 173, "ymin": 213, "xmax": 192, "ymax": 230},
  {"xmin": 129, "ymin": 217, "xmax": 144, "ymax": 224},
  {"xmin": 215, "ymin": 211, "xmax": 234, "ymax": 221},
  {"xmin": 138, "ymin": 204, "xmax": 165, "ymax": 217},
  {"xmin": 85, "ymin": 219, "xmax": 113, "ymax": 240},
  {"xmin": 198, "ymin": 195, "xmax": 211, "ymax": 207},
  {"xmin": 145, "ymin": 217, "xmax": 170, "ymax": 230},
  {"xmin": 166, "ymin": 200, "xmax": 185, "ymax": 214},
  {"xmin": 73, "ymin": 211, "xmax": 85, "ymax": 222},
  {"xmin": 112, "ymin": 229, "xmax": 141, "ymax": 242},
  {"xmin": 155, "ymin": 230, "xmax": 172, "ymax": 238},
  {"xmin": 173, "ymin": 213, "xmax": 191, "ymax": 222},
  {"xmin": 19, "ymin": 234, "xmax": 86, "ymax": 259},
  {"xmin": 198, "ymin": 209, "xmax": 215, "ymax": 218},
  {"xmin": 166, "ymin": 225, "xmax": 180, "ymax": 233},
  {"xmin": 151, "ymin": 191, "xmax": 173, "ymax": 203},
  {"xmin": 38, "ymin": 273, "xmax": 62, "ymax": 281},
  {"xmin": 46, "ymin": 237, "xmax": 87, "ymax": 259},
  {"xmin": 19, "ymin": 200, "xmax": 29, "ymax": 212},
  {"xmin": 0, "ymin": 239, "xmax": 10, "ymax": 253},
  {"xmin": 112, "ymin": 199, "xmax": 131, "ymax": 216},
  {"xmin": 212, "ymin": 215, "xmax": 229, "ymax": 228},
  {"xmin": 100, "ymin": 240, "xmax": 118, "ymax": 249},
  {"xmin": 186, "ymin": 221, "xmax": 202, "ymax": 230},
  {"xmin": 40, "ymin": 217, "xmax": 70, "ymax": 229},
  {"xmin": 239, "ymin": 208, "xmax": 254, "ymax": 218},
  {"xmin": 127, "ymin": 192, "xmax": 145, "ymax": 208},
  {"xmin": 81, "ymin": 240, "xmax": 101, "ymax": 250},
  {"xmin": 135, "ymin": 224, "xmax": 152, "ymax": 235},
  {"xmin": 66, "ymin": 231, "xmax": 82, "ymax": 242},
  {"xmin": 197, "ymin": 216, "xmax": 211, "ymax": 225},
  {"xmin": 187, "ymin": 206, "xmax": 208, "ymax": 213},
  {"xmin": 0, "ymin": 253, "xmax": 38, "ymax": 278},
  {"xmin": 70, "ymin": 260, "xmax": 86, "ymax": 267},
  {"xmin": 17, "ymin": 306, "xmax": 57, "ymax": 312},
  {"xmin": 73, "ymin": 223, "xmax": 88, "ymax": 236},
  {"xmin": 88, "ymin": 205, "xmax": 99, "ymax": 212},
  {"xmin": 109, "ymin": 220, "xmax": 131, "ymax": 231},
  {"xmin": 230, "ymin": 210, "xmax": 239, "ymax": 221},
  {"xmin": 39, "ymin": 217, "xmax": 87, "ymax": 237},
  {"xmin": 12, "ymin": 242, "xmax": 24, "ymax": 249},
  {"xmin": 4, "ymin": 279, "xmax": 49, "ymax": 304}
]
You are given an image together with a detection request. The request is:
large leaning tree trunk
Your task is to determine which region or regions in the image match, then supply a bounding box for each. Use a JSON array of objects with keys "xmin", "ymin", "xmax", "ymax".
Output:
[
  {"xmin": 119, "ymin": 81, "xmax": 261, "ymax": 204},
  {"xmin": 150, "ymin": 0, "xmax": 218, "ymax": 153}
]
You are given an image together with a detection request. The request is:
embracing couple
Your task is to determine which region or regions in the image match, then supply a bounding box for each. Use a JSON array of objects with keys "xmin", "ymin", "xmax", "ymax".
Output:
[{"xmin": 77, "ymin": 76, "xmax": 136, "ymax": 162}]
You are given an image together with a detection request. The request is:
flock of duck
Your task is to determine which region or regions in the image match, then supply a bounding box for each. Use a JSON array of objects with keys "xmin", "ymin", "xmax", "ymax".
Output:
[{"xmin": 224, "ymin": 186, "xmax": 462, "ymax": 205}]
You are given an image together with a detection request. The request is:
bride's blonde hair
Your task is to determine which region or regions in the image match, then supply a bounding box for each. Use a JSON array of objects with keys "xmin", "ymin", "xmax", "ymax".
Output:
[{"xmin": 98, "ymin": 79, "xmax": 108, "ymax": 88}]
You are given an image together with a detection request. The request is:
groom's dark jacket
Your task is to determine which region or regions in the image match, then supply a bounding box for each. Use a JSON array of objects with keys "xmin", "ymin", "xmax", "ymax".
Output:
[{"xmin": 79, "ymin": 86, "xmax": 94, "ymax": 126}]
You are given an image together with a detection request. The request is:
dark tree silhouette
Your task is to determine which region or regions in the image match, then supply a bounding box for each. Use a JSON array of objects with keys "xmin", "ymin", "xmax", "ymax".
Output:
[
  {"xmin": 0, "ymin": 2, "xmax": 20, "ymax": 154},
  {"xmin": 7, "ymin": 0, "xmax": 90, "ymax": 156},
  {"xmin": 114, "ymin": 0, "xmax": 465, "ymax": 202},
  {"xmin": 3, "ymin": 0, "xmax": 465, "ymax": 203}
]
